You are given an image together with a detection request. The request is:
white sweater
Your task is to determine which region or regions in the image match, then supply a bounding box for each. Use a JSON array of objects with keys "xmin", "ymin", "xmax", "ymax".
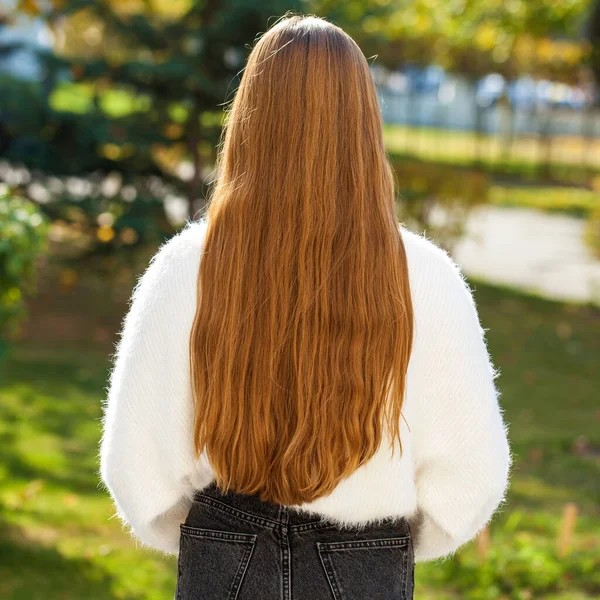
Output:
[{"xmin": 99, "ymin": 218, "xmax": 512, "ymax": 562}]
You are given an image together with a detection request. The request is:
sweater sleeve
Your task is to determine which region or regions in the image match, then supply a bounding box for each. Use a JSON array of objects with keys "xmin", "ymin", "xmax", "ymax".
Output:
[
  {"xmin": 407, "ymin": 237, "xmax": 512, "ymax": 563},
  {"xmin": 98, "ymin": 220, "xmax": 207, "ymax": 556}
]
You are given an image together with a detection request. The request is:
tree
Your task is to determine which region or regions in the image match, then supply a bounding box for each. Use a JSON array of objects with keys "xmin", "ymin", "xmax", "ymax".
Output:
[
  {"xmin": 0, "ymin": 189, "xmax": 49, "ymax": 352},
  {"xmin": 323, "ymin": 0, "xmax": 593, "ymax": 84},
  {"xmin": 7, "ymin": 0, "xmax": 303, "ymax": 218},
  {"xmin": 585, "ymin": 0, "xmax": 600, "ymax": 83}
]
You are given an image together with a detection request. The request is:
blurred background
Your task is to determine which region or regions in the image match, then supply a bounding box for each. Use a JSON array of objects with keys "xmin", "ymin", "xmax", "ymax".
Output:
[{"xmin": 1, "ymin": 0, "xmax": 599, "ymax": 598}]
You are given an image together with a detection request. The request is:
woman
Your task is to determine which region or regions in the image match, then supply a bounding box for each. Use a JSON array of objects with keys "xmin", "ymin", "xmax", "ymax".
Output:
[{"xmin": 99, "ymin": 13, "xmax": 512, "ymax": 600}]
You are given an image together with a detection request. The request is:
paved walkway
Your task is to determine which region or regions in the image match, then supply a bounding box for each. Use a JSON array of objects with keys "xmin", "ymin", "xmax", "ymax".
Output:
[{"xmin": 452, "ymin": 206, "xmax": 600, "ymax": 306}]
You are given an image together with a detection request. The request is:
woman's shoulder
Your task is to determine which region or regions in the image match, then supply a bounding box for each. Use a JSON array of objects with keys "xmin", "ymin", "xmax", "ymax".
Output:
[
  {"xmin": 399, "ymin": 224, "xmax": 477, "ymax": 319},
  {"xmin": 399, "ymin": 225, "xmax": 455, "ymax": 271},
  {"xmin": 400, "ymin": 225, "xmax": 466, "ymax": 284},
  {"xmin": 156, "ymin": 218, "xmax": 209, "ymax": 262},
  {"xmin": 143, "ymin": 218, "xmax": 209, "ymax": 280},
  {"xmin": 126, "ymin": 218, "xmax": 209, "ymax": 315}
]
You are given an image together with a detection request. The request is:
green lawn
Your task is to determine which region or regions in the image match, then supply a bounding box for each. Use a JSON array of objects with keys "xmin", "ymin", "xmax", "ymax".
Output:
[
  {"xmin": 0, "ymin": 280, "xmax": 599, "ymax": 599},
  {"xmin": 384, "ymin": 124, "xmax": 600, "ymax": 184},
  {"xmin": 490, "ymin": 185, "xmax": 599, "ymax": 218}
]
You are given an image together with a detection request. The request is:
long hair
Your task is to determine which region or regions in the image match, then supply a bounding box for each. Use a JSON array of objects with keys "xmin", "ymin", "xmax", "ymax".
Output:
[{"xmin": 189, "ymin": 13, "xmax": 414, "ymax": 506}]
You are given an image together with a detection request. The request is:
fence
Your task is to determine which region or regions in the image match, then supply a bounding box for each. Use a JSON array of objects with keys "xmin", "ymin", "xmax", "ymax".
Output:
[{"xmin": 377, "ymin": 77, "xmax": 600, "ymax": 184}]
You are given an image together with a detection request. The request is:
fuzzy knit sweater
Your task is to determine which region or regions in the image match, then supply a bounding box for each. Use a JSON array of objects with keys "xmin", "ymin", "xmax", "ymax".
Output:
[{"xmin": 99, "ymin": 217, "xmax": 512, "ymax": 562}]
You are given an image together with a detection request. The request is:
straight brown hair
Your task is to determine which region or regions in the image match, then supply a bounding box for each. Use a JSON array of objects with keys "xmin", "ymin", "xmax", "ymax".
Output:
[{"xmin": 189, "ymin": 13, "xmax": 414, "ymax": 506}]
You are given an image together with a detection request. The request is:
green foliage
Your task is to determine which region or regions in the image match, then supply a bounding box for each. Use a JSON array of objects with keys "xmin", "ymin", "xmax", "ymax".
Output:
[
  {"xmin": 316, "ymin": 0, "xmax": 592, "ymax": 82},
  {"xmin": 37, "ymin": 181, "xmax": 176, "ymax": 262},
  {"xmin": 0, "ymin": 75, "xmax": 145, "ymax": 176},
  {"xmin": 0, "ymin": 188, "xmax": 49, "ymax": 342},
  {"xmin": 432, "ymin": 529, "xmax": 600, "ymax": 599},
  {"xmin": 584, "ymin": 201, "xmax": 600, "ymax": 259},
  {"xmin": 391, "ymin": 160, "xmax": 489, "ymax": 251},
  {"xmin": 491, "ymin": 185, "xmax": 600, "ymax": 218},
  {"xmin": 3, "ymin": 0, "xmax": 302, "ymax": 204}
]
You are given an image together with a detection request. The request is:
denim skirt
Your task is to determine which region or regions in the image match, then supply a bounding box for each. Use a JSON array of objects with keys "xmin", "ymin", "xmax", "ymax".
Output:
[{"xmin": 175, "ymin": 481, "xmax": 415, "ymax": 600}]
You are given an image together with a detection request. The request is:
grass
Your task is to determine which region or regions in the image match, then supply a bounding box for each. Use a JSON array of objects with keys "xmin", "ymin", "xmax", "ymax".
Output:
[
  {"xmin": 0, "ymin": 280, "xmax": 599, "ymax": 598},
  {"xmin": 490, "ymin": 185, "xmax": 599, "ymax": 218},
  {"xmin": 0, "ymin": 343, "xmax": 175, "ymax": 600},
  {"xmin": 384, "ymin": 124, "xmax": 600, "ymax": 184}
]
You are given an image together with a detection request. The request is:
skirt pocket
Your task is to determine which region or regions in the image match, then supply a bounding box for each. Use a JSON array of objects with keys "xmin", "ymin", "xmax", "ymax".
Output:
[
  {"xmin": 175, "ymin": 525, "xmax": 257, "ymax": 600},
  {"xmin": 316, "ymin": 536, "xmax": 412, "ymax": 600}
]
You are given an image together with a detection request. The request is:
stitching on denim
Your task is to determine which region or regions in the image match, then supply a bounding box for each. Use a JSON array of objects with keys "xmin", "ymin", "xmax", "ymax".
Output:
[
  {"xmin": 402, "ymin": 540, "xmax": 409, "ymax": 599},
  {"xmin": 406, "ymin": 535, "xmax": 415, "ymax": 599},
  {"xmin": 196, "ymin": 494, "xmax": 280, "ymax": 529},
  {"xmin": 229, "ymin": 538, "xmax": 256, "ymax": 600},
  {"xmin": 277, "ymin": 506, "xmax": 285, "ymax": 600},
  {"xmin": 279, "ymin": 507, "xmax": 292, "ymax": 600},
  {"xmin": 194, "ymin": 492, "xmax": 375, "ymax": 535},
  {"xmin": 318, "ymin": 536, "xmax": 411, "ymax": 551},
  {"xmin": 317, "ymin": 545, "xmax": 344, "ymax": 600},
  {"xmin": 174, "ymin": 532, "xmax": 186, "ymax": 600},
  {"xmin": 290, "ymin": 520, "xmax": 341, "ymax": 533},
  {"xmin": 179, "ymin": 524, "xmax": 257, "ymax": 543}
]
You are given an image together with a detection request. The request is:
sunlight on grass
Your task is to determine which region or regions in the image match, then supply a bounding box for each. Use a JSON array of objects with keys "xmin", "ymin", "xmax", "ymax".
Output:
[
  {"xmin": 490, "ymin": 186, "xmax": 599, "ymax": 218},
  {"xmin": 383, "ymin": 124, "xmax": 600, "ymax": 184},
  {"xmin": 0, "ymin": 282, "xmax": 599, "ymax": 598},
  {"xmin": 383, "ymin": 124, "xmax": 600, "ymax": 170}
]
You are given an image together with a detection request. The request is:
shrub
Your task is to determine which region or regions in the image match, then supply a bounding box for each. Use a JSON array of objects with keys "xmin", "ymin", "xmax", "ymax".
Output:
[
  {"xmin": 391, "ymin": 160, "xmax": 490, "ymax": 252},
  {"xmin": 424, "ymin": 520, "xmax": 600, "ymax": 599},
  {"xmin": 0, "ymin": 187, "xmax": 49, "ymax": 345}
]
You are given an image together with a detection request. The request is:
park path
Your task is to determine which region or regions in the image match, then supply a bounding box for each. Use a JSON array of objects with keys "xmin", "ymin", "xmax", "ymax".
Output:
[
  {"xmin": 169, "ymin": 200, "xmax": 600, "ymax": 306},
  {"xmin": 452, "ymin": 205, "xmax": 600, "ymax": 306}
]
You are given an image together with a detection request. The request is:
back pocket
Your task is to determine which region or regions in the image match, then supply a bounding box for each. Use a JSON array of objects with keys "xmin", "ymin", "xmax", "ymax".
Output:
[
  {"xmin": 176, "ymin": 525, "xmax": 257, "ymax": 600},
  {"xmin": 317, "ymin": 536, "xmax": 412, "ymax": 600}
]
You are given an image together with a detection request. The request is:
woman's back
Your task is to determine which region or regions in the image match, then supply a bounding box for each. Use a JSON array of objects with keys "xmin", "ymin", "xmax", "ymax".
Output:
[
  {"xmin": 99, "ymin": 217, "xmax": 511, "ymax": 563},
  {"xmin": 98, "ymin": 13, "xmax": 511, "ymax": 599}
]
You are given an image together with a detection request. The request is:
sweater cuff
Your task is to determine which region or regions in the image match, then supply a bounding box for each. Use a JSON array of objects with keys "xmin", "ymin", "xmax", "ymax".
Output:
[
  {"xmin": 145, "ymin": 494, "xmax": 193, "ymax": 555},
  {"xmin": 412, "ymin": 512, "xmax": 457, "ymax": 563}
]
